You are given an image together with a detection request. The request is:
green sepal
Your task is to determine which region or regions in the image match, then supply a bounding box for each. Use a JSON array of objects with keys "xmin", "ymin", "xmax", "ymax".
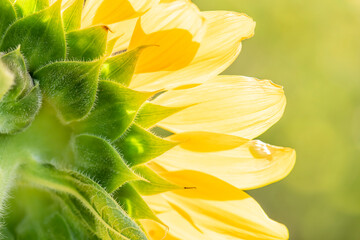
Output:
[
  {"xmin": 14, "ymin": 0, "xmax": 49, "ymax": 18},
  {"xmin": 113, "ymin": 183, "xmax": 162, "ymax": 223},
  {"xmin": 100, "ymin": 47, "xmax": 146, "ymax": 86},
  {"xmin": 34, "ymin": 60, "xmax": 101, "ymax": 122},
  {"xmin": 71, "ymin": 134, "xmax": 142, "ymax": 192},
  {"xmin": 113, "ymin": 124, "xmax": 176, "ymax": 166},
  {"xmin": 62, "ymin": 0, "xmax": 83, "ymax": 32},
  {"xmin": 132, "ymin": 165, "xmax": 181, "ymax": 195},
  {"xmin": 0, "ymin": 83, "xmax": 42, "ymax": 134},
  {"xmin": 67, "ymin": 26, "xmax": 109, "ymax": 61},
  {"xmin": 0, "ymin": 0, "xmax": 16, "ymax": 39},
  {"xmin": 0, "ymin": 1, "xmax": 66, "ymax": 72},
  {"xmin": 0, "ymin": 48, "xmax": 33, "ymax": 100},
  {"xmin": 72, "ymin": 80, "xmax": 152, "ymax": 141},
  {"xmin": 105, "ymin": 37, "xmax": 119, "ymax": 57},
  {"xmin": 136, "ymin": 102, "xmax": 187, "ymax": 129},
  {"xmin": 0, "ymin": 61, "xmax": 14, "ymax": 100},
  {"xmin": 17, "ymin": 162, "xmax": 148, "ymax": 240}
]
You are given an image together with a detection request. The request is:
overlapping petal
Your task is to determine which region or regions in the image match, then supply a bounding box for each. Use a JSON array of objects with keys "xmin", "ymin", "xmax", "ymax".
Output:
[
  {"xmin": 108, "ymin": 18, "xmax": 138, "ymax": 52},
  {"xmin": 142, "ymin": 185, "xmax": 289, "ymax": 240},
  {"xmin": 127, "ymin": 0, "xmax": 205, "ymax": 73},
  {"xmin": 153, "ymin": 75, "xmax": 286, "ymax": 139},
  {"xmin": 81, "ymin": 0, "xmax": 159, "ymax": 27},
  {"xmin": 151, "ymin": 131, "xmax": 295, "ymax": 190},
  {"xmin": 130, "ymin": 11, "xmax": 255, "ymax": 90}
]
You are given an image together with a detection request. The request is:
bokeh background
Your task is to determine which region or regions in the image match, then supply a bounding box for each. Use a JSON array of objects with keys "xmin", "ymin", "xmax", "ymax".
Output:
[{"xmin": 193, "ymin": 0, "xmax": 360, "ymax": 239}]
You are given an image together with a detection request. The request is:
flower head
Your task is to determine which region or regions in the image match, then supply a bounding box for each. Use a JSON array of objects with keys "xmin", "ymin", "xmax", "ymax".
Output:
[{"xmin": 0, "ymin": 0, "xmax": 295, "ymax": 239}]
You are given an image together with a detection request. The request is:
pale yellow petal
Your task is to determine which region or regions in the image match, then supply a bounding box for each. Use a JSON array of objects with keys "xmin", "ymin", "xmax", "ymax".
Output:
[
  {"xmin": 143, "ymin": 206, "xmax": 206, "ymax": 240},
  {"xmin": 152, "ymin": 131, "xmax": 296, "ymax": 190},
  {"xmin": 130, "ymin": 11, "xmax": 255, "ymax": 90},
  {"xmin": 128, "ymin": 0, "xmax": 205, "ymax": 73},
  {"xmin": 168, "ymin": 193, "xmax": 289, "ymax": 240},
  {"xmin": 81, "ymin": 0, "xmax": 159, "ymax": 27},
  {"xmin": 140, "ymin": 219, "xmax": 181, "ymax": 240},
  {"xmin": 143, "ymin": 191, "xmax": 289, "ymax": 240},
  {"xmin": 154, "ymin": 75, "xmax": 286, "ymax": 139}
]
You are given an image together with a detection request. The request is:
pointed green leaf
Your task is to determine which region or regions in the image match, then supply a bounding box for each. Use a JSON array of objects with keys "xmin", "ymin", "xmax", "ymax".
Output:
[
  {"xmin": 34, "ymin": 60, "xmax": 101, "ymax": 122},
  {"xmin": 132, "ymin": 165, "xmax": 180, "ymax": 195},
  {"xmin": 0, "ymin": 83, "xmax": 42, "ymax": 134},
  {"xmin": 72, "ymin": 80, "xmax": 152, "ymax": 141},
  {"xmin": 71, "ymin": 134, "xmax": 141, "ymax": 192},
  {"xmin": 4, "ymin": 188, "xmax": 93, "ymax": 240},
  {"xmin": 0, "ymin": 48, "xmax": 33, "ymax": 100},
  {"xmin": 14, "ymin": 0, "xmax": 49, "ymax": 18},
  {"xmin": 136, "ymin": 102, "xmax": 187, "ymax": 129},
  {"xmin": 0, "ymin": 61, "xmax": 14, "ymax": 100},
  {"xmin": 113, "ymin": 183, "xmax": 161, "ymax": 223},
  {"xmin": 62, "ymin": 0, "xmax": 83, "ymax": 32},
  {"xmin": 100, "ymin": 47, "xmax": 145, "ymax": 86},
  {"xmin": 0, "ymin": 1, "xmax": 66, "ymax": 72},
  {"xmin": 0, "ymin": 0, "xmax": 16, "ymax": 39},
  {"xmin": 56, "ymin": 194, "xmax": 110, "ymax": 240},
  {"xmin": 113, "ymin": 124, "xmax": 176, "ymax": 166},
  {"xmin": 18, "ymin": 163, "xmax": 148, "ymax": 240},
  {"xmin": 67, "ymin": 26, "xmax": 108, "ymax": 61}
]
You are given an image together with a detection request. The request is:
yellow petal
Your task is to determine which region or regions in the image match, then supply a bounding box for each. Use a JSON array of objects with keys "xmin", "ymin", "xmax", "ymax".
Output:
[
  {"xmin": 81, "ymin": 0, "xmax": 159, "ymax": 27},
  {"xmin": 130, "ymin": 11, "xmax": 255, "ymax": 90},
  {"xmin": 169, "ymin": 131, "xmax": 248, "ymax": 152},
  {"xmin": 154, "ymin": 76, "xmax": 286, "ymax": 139},
  {"xmin": 128, "ymin": 0, "xmax": 205, "ymax": 73},
  {"xmin": 152, "ymin": 132, "xmax": 296, "ymax": 190},
  {"xmin": 142, "ymin": 190, "xmax": 289, "ymax": 240},
  {"xmin": 149, "ymin": 165, "xmax": 249, "ymax": 201}
]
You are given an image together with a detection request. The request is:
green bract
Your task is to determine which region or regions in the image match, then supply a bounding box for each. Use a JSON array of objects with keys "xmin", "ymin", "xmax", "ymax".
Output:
[{"xmin": 0, "ymin": 1, "xmax": 181, "ymax": 239}]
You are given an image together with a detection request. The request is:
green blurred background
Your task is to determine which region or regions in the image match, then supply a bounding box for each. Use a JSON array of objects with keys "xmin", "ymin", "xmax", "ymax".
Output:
[{"xmin": 193, "ymin": 0, "xmax": 360, "ymax": 239}]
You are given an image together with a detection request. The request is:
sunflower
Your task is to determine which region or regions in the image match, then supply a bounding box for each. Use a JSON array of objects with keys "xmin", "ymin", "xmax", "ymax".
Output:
[{"xmin": 0, "ymin": 0, "xmax": 295, "ymax": 239}]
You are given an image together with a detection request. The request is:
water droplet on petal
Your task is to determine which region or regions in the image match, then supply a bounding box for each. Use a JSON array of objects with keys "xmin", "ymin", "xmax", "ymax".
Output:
[{"xmin": 249, "ymin": 140, "xmax": 272, "ymax": 159}]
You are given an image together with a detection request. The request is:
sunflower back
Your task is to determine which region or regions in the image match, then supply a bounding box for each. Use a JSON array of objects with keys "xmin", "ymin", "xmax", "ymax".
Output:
[{"xmin": 0, "ymin": 0, "xmax": 179, "ymax": 239}]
